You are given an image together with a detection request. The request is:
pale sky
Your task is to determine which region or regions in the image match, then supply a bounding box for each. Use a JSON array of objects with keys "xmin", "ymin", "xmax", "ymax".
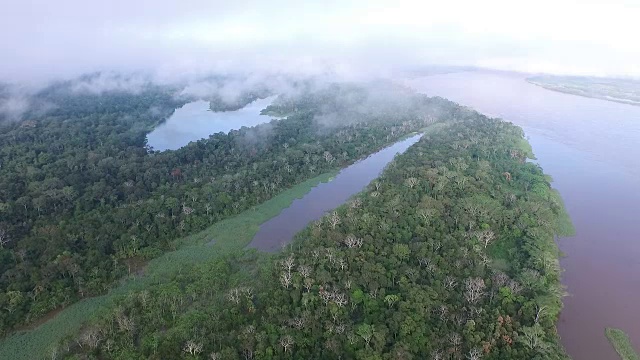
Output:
[{"xmin": 1, "ymin": 0, "xmax": 639, "ymax": 83}]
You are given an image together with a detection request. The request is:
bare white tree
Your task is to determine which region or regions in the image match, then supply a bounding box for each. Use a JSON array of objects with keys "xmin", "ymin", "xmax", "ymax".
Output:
[
  {"xmin": 334, "ymin": 292, "xmax": 348, "ymax": 307},
  {"xmin": 280, "ymin": 272, "xmax": 292, "ymax": 289},
  {"xmin": 479, "ymin": 253, "xmax": 490, "ymax": 266},
  {"xmin": 338, "ymin": 258, "xmax": 347, "ymax": 271},
  {"xmin": 324, "ymin": 151, "xmax": 334, "ymax": 163},
  {"xmin": 328, "ymin": 212, "xmax": 341, "ymax": 229},
  {"xmin": 242, "ymin": 287, "xmax": 254, "ymax": 299},
  {"xmin": 444, "ymin": 276, "xmax": 457, "ymax": 289},
  {"xmin": 182, "ymin": 203, "xmax": 194, "ymax": 216},
  {"xmin": 468, "ymin": 306, "xmax": 484, "ymax": 318},
  {"xmin": 298, "ymin": 265, "xmax": 311, "ymax": 278},
  {"xmin": 344, "ymin": 234, "xmax": 360, "ymax": 248},
  {"xmin": 464, "ymin": 277, "xmax": 486, "ymax": 304},
  {"xmin": 431, "ymin": 349, "xmax": 443, "ymax": 360},
  {"xmin": 449, "ymin": 333, "xmax": 462, "ymax": 352},
  {"xmin": 474, "ymin": 229, "xmax": 495, "ymax": 248},
  {"xmin": 183, "ymin": 340, "xmax": 203, "ymax": 356},
  {"xmin": 325, "ymin": 248, "xmax": 335, "ymax": 264},
  {"xmin": 281, "ymin": 256, "xmax": 295, "ymax": 274},
  {"xmin": 227, "ymin": 288, "xmax": 241, "ymax": 304},
  {"xmin": 438, "ymin": 305, "xmax": 449, "ymax": 321},
  {"xmin": 405, "ymin": 177, "xmax": 419, "ymax": 189},
  {"xmin": 349, "ymin": 198, "xmax": 362, "ymax": 209},
  {"xmin": 344, "ymin": 279, "xmax": 352, "ymax": 289},
  {"xmin": 289, "ymin": 317, "xmax": 305, "ymax": 330},
  {"xmin": 466, "ymin": 348, "xmax": 483, "ymax": 360},
  {"xmin": 77, "ymin": 326, "xmax": 102, "ymax": 349},
  {"xmin": 492, "ymin": 271, "xmax": 510, "ymax": 288},
  {"xmin": 534, "ymin": 305, "xmax": 547, "ymax": 324},
  {"xmin": 508, "ymin": 279, "xmax": 523, "ymax": 295},
  {"xmin": 115, "ymin": 310, "xmax": 135, "ymax": 333},
  {"xmin": 279, "ymin": 335, "xmax": 294, "ymax": 353},
  {"xmin": 303, "ymin": 278, "xmax": 314, "ymax": 292},
  {"xmin": 0, "ymin": 228, "xmax": 10, "ymax": 248}
]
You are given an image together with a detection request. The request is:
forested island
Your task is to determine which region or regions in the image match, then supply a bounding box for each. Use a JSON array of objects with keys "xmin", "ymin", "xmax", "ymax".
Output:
[
  {"xmin": 527, "ymin": 75, "xmax": 640, "ymax": 106},
  {"xmin": 0, "ymin": 77, "xmax": 572, "ymax": 359},
  {"xmin": 58, "ymin": 109, "xmax": 571, "ymax": 360}
]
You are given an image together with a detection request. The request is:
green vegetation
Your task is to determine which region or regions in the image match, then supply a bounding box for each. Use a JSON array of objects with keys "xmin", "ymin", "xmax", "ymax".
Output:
[
  {"xmin": 0, "ymin": 76, "xmax": 574, "ymax": 359},
  {"xmin": 0, "ymin": 171, "xmax": 335, "ymax": 360},
  {"xmin": 0, "ymin": 79, "xmax": 461, "ymax": 341},
  {"xmin": 528, "ymin": 75, "xmax": 640, "ymax": 106},
  {"xmin": 60, "ymin": 114, "xmax": 571, "ymax": 359},
  {"xmin": 606, "ymin": 328, "xmax": 640, "ymax": 360},
  {"xmin": 209, "ymin": 90, "xmax": 270, "ymax": 112}
]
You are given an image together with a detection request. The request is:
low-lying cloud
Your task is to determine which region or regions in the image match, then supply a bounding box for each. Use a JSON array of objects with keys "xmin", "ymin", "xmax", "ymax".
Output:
[
  {"xmin": 2, "ymin": 0, "xmax": 639, "ymax": 87},
  {"xmin": 0, "ymin": 95, "xmax": 30, "ymax": 122}
]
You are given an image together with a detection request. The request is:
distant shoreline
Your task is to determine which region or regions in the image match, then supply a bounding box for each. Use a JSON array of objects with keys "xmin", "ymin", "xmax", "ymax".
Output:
[{"xmin": 526, "ymin": 79, "xmax": 640, "ymax": 107}]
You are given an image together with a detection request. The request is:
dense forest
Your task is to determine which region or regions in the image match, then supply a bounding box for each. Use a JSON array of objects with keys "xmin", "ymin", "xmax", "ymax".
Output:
[
  {"xmin": 0, "ymin": 79, "xmax": 456, "ymax": 334},
  {"xmin": 59, "ymin": 114, "xmax": 571, "ymax": 359}
]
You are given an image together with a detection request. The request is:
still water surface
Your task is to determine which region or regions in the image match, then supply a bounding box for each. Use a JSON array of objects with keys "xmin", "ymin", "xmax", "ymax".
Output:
[
  {"xmin": 407, "ymin": 71, "xmax": 640, "ymax": 360},
  {"xmin": 146, "ymin": 96, "xmax": 277, "ymax": 151},
  {"xmin": 248, "ymin": 134, "xmax": 423, "ymax": 252}
]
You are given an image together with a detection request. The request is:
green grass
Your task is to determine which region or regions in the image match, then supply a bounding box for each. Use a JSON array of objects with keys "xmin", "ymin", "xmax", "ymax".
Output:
[
  {"xmin": 0, "ymin": 172, "xmax": 337, "ymax": 360},
  {"xmin": 606, "ymin": 328, "xmax": 640, "ymax": 360}
]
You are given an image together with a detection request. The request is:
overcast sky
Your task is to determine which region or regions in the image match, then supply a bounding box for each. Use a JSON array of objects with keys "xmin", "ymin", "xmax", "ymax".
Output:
[{"xmin": 2, "ymin": 0, "xmax": 639, "ymax": 83}]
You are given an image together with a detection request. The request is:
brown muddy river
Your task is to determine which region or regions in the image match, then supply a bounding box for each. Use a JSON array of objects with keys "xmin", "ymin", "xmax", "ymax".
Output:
[{"xmin": 407, "ymin": 71, "xmax": 640, "ymax": 360}]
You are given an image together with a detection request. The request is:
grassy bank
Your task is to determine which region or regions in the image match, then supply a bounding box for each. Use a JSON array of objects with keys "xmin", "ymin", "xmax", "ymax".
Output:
[
  {"xmin": 607, "ymin": 328, "xmax": 640, "ymax": 360},
  {"xmin": 0, "ymin": 172, "xmax": 337, "ymax": 360}
]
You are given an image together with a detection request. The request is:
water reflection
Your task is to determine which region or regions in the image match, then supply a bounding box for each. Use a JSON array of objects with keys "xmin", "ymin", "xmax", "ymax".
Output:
[{"xmin": 146, "ymin": 96, "xmax": 278, "ymax": 151}]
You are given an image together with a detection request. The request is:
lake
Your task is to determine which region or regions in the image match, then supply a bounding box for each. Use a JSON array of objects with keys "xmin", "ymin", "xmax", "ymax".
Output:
[
  {"xmin": 146, "ymin": 96, "xmax": 278, "ymax": 151},
  {"xmin": 248, "ymin": 134, "xmax": 423, "ymax": 252},
  {"xmin": 406, "ymin": 71, "xmax": 640, "ymax": 360}
]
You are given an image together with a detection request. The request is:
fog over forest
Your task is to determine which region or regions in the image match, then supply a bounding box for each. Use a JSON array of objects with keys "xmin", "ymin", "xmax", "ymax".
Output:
[
  {"xmin": 2, "ymin": 0, "xmax": 640, "ymax": 84},
  {"xmin": 2, "ymin": 0, "xmax": 639, "ymax": 122}
]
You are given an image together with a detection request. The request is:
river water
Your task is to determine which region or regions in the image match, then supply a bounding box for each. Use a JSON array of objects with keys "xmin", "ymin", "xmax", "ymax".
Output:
[
  {"xmin": 406, "ymin": 71, "xmax": 640, "ymax": 360},
  {"xmin": 248, "ymin": 134, "xmax": 423, "ymax": 252},
  {"xmin": 146, "ymin": 96, "xmax": 278, "ymax": 151}
]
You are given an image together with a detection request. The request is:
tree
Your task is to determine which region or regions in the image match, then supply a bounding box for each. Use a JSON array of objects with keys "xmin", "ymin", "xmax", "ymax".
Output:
[
  {"xmin": 475, "ymin": 229, "xmax": 495, "ymax": 248},
  {"xmin": 384, "ymin": 294, "xmax": 399, "ymax": 308},
  {"xmin": 466, "ymin": 348, "xmax": 483, "ymax": 360},
  {"xmin": 534, "ymin": 304, "xmax": 547, "ymax": 324},
  {"xmin": 280, "ymin": 272, "xmax": 292, "ymax": 288},
  {"xmin": 328, "ymin": 211, "xmax": 341, "ymax": 229},
  {"xmin": 405, "ymin": 177, "xmax": 419, "ymax": 189},
  {"xmin": 464, "ymin": 277, "xmax": 486, "ymax": 304},
  {"xmin": 519, "ymin": 324, "xmax": 549, "ymax": 352},
  {"xmin": 0, "ymin": 227, "xmax": 9, "ymax": 248},
  {"xmin": 183, "ymin": 340, "xmax": 203, "ymax": 356},
  {"xmin": 357, "ymin": 324, "xmax": 374, "ymax": 347},
  {"xmin": 279, "ymin": 335, "xmax": 294, "ymax": 353}
]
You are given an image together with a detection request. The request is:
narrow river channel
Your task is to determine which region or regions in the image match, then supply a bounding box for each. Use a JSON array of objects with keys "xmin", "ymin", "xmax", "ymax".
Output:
[
  {"xmin": 407, "ymin": 71, "xmax": 640, "ymax": 360},
  {"xmin": 248, "ymin": 134, "xmax": 423, "ymax": 252}
]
